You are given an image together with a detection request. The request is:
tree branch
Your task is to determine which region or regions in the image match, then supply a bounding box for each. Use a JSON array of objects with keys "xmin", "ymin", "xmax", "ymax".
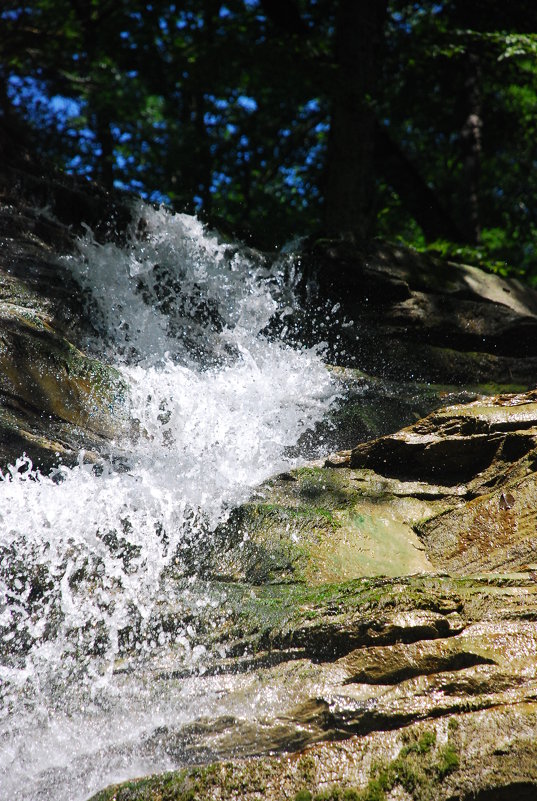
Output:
[{"xmin": 375, "ymin": 122, "xmax": 465, "ymax": 243}]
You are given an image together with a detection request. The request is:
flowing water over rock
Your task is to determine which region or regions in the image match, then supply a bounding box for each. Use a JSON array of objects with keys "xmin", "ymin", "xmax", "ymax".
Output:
[{"xmin": 0, "ymin": 205, "xmax": 338, "ymax": 801}]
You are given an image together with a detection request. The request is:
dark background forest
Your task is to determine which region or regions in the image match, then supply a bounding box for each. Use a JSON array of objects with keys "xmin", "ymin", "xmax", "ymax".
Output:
[{"xmin": 2, "ymin": 1, "xmax": 537, "ymax": 279}]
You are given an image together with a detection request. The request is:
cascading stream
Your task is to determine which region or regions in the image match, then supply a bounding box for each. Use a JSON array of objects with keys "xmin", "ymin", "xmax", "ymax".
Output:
[{"xmin": 0, "ymin": 205, "xmax": 339, "ymax": 801}]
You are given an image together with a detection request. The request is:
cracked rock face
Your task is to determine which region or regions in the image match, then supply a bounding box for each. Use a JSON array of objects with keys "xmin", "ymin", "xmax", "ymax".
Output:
[
  {"xmin": 5, "ymin": 156, "xmax": 537, "ymax": 800},
  {"xmin": 92, "ymin": 574, "xmax": 537, "ymax": 801},
  {"xmin": 93, "ymin": 389, "xmax": 537, "ymax": 800},
  {"xmin": 348, "ymin": 392, "xmax": 537, "ymax": 575}
]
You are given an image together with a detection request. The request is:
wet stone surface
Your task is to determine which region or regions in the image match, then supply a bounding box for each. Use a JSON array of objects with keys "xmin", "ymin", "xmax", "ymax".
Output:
[{"xmin": 4, "ymin": 158, "xmax": 537, "ymax": 801}]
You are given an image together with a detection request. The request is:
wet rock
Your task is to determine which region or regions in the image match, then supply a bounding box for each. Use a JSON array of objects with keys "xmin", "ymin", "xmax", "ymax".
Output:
[
  {"xmin": 0, "ymin": 160, "xmax": 132, "ymax": 471},
  {"xmin": 96, "ymin": 386, "xmax": 537, "ymax": 801},
  {"xmin": 304, "ymin": 239, "xmax": 537, "ymax": 384},
  {"xmin": 95, "ymin": 706, "xmax": 537, "ymax": 801},
  {"xmin": 173, "ymin": 391, "xmax": 537, "ymax": 588},
  {"xmin": 350, "ymin": 390, "xmax": 537, "ymax": 486},
  {"xmin": 417, "ymin": 474, "xmax": 537, "ymax": 574},
  {"xmin": 180, "ymin": 467, "xmax": 434, "ymax": 585},
  {"xmin": 344, "ymin": 390, "xmax": 537, "ymax": 575},
  {"xmin": 91, "ymin": 573, "xmax": 537, "ymax": 800},
  {"xmin": 313, "ymin": 365, "xmax": 524, "ymax": 455}
]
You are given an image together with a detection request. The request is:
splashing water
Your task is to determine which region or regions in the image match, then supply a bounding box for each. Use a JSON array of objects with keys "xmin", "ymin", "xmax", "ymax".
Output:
[{"xmin": 0, "ymin": 205, "xmax": 338, "ymax": 801}]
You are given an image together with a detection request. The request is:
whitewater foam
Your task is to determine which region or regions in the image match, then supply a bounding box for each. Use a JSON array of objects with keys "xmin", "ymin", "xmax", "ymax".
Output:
[{"xmin": 0, "ymin": 204, "xmax": 338, "ymax": 801}]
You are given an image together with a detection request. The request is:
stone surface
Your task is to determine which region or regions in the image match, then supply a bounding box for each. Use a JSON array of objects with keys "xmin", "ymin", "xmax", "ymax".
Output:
[
  {"xmin": 5, "ymin": 150, "xmax": 537, "ymax": 801},
  {"xmin": 91, "ymin": 705, "xmax": 537, "ymax": 800},
  {"xmin": 91, "ymin": 572, "xmax": 537, "ymax": 800},
  {"xmin": 350, "ymin": 391, "xmax": 537, "ymax": 483},
  {"xmin": 187, "ymin": 391, "xmax": 537, "ymax": 586},
  {"xmin": 93, "ymin": 386, "xmax": 537, "ymax": 800},
  {"xmin": 303, "ymin": 239, "xmax": 537, "ymax": 384},
  {"xmin": 0, "ymin": 153, "xmax": 133, "ymax": 470},
  {"xmin": 347, "ymin": 391, "xmax": 537, "ymax": 576},
  {"xmin": 313, "ymin": 366, "xmax": 528, "ymax": 454}
]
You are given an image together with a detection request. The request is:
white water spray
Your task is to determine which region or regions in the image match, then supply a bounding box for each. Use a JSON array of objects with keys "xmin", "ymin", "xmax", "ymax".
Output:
[{"xmin": 0, "ymin": 205, "xmax": 338, "ymax": 801}]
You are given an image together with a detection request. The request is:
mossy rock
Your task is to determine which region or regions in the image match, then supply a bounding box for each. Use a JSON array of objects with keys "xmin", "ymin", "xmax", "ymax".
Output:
[
  {"xmin": 0, "ymin": 198, "xmax": 131, "ymax": 471},
  {"xmin": 197, "ymin": 389, "xmax": 537, "ymax": 588},
  {"xmin": 177, "ymin": 466, "xmax": 436, "ymax": 587},
  {"xmin": 90, "ymin": 706, "xmax": 537, "ymax": 800}
]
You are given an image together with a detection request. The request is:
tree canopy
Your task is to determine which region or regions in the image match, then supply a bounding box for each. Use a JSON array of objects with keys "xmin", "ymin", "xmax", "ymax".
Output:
[{"xmin": 2, "ymin": 1, "xmax": 537, "ymax": 276}]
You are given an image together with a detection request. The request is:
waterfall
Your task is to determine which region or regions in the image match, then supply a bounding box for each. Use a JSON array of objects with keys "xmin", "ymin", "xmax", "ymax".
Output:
[{"xmin": 0, "ymin": 204, "xmax": 338, "ymax": 801}]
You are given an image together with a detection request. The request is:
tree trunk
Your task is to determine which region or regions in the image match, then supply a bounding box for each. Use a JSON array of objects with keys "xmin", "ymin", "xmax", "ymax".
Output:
[
  {"xmin": 375, "ymin": 122, "xmax": 465, "ymax": 243},
  {"xmin": 323, "ymin": 0, "xmax": 388, "ymax": 241},
  {"xmin": 460, "ymin": 51, "xmax": 482, "ymax": 244}
]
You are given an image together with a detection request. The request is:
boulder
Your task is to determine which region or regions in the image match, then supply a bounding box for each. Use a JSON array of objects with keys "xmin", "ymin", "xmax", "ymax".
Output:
[
  {"xmin": 91, "ymin": 571, "xmax": 537, "ymax": 800},
  {"xmin": 304, "ymin": 239, "xmax": 537, "ymax": 384}
]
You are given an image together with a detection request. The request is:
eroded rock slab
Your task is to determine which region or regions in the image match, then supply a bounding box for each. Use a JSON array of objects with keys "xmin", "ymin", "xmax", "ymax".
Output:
[
  {"xmin": 350, "ymin": 391, "xmax": 537, "ymax": 483},
  {"xmin": 0, "ymin": 162, "xmax": 132, "ymax": 470},
  {"xmin": 91, "ymin": 389, "xmax": 537, "ymax": 800},
  {"xmin": 170, "ymin": 390, "xmax": 537, "ymax": 589},
  {"xmin": 91, "ymin": 572, "xmax": 537, "ymax": 800},
  {"xmin": 90, "ymin": 706, "xmax": 537, "ymax": 801},
  {"xmin": 347, "ymin": 391, "xmax": 537, "ymax": 574}
]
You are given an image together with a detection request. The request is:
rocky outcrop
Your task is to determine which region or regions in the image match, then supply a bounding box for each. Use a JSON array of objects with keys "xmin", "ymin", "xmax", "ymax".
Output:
[
  {"xmin": 349, "ymin": 391, "xmax": 537, "ymax": 574},
  {"xmin": 304, "ymin": 239, "xmax": 537, "ymax": 384},
  {"xmin": 311, "ymin": 365, "xmax": 524, "ymax": 454},
  {"xmin": 93, "ymin": 571, "xmax": 537, "ymax": 800},
  {"xmin": 92, "ymin": 388, "xmax": 537, "ymax": 800},
  {"xmin": 350, "ymin": 390, "xmax": 537, "ymax": 482},
  {"xmin": 91, "ymin": 705, "xmax": 537, "ymax": 800},
  {"xmin": 5, "ymin": 148, "xmax": 537, "ymax": 801},
  {"xmin": 0, "ymin": 149, "xmax": 133, "ymax": 470},
  {"xmin": 183, "ymin": 391, "xmax": 537, "ymax": 586}
]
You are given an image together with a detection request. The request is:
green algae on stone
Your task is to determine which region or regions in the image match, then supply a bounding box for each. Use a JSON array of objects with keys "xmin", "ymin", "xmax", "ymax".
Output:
[
  {"xmin": 0, "ymin": 194, "xmax": 132, "ymax": 471},
  {"xmin": 295, "ymin": 729, "xmax": 460, "ymax": 801},
  {"xmin": 325, "ymin": 365, "xmax": 531, "ymax": 451},
  {"xmin": 156, "ymin": 571, "xmax": 537, "ymax": 680},
  {"xmin": 207, "ymin": 467, "xmax": 438, "ymax": 586},
  {"xmin": 89, "ymin": 706, "xmax": 537, "ymax": 801},
  {"xmin": 0, "ymin": 310, "xmax": 130, "ymax": 469},
  {"xmin": 186, "ymin": 575, "xmax": 468, "ymax": 662},
  {"xmin": 98, "ymin": 572, "xmax": 537, "ymax": 801}
]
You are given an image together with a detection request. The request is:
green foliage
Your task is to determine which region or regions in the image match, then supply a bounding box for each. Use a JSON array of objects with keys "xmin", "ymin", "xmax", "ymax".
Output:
[
  {"xmin": 2, "ymin": 0, "xmax": 537, "ymax": 269},
  {"xmin": 413, "ymin": 236, "xmax": 529, "ymax": 280},
  {"xmin": 377, "ymin": 1, "xmax": 537, "ymax": 277}
]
